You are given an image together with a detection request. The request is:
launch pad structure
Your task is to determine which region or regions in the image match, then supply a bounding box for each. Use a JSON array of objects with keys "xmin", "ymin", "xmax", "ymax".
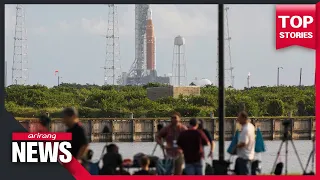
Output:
[{"xmin": 124, "ymin": 5, "xmax": 170, "ymax": 86}]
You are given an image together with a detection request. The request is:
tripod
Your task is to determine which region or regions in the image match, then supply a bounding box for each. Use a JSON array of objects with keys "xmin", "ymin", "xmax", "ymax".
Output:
[
  {"xmin": 270, "ymin": 124, "xmax": 304, "ymax": 175},
  {"xmin": 303, "ymin": 136, "xmax": 315, "ymax": 175}
]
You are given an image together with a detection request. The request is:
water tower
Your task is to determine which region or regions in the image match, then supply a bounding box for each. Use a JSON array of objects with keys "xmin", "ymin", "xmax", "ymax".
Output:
[{"xmin": 172, "ymin": 35, "xmax": 187, "ymax": 86}]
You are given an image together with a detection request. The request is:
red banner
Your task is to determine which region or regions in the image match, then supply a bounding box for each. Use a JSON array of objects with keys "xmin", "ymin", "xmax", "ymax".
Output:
[
  {"xmin": 12, "ymin": 132, "xmax": 72, "ymax": 141},
  {"xmin": 276, "ymin": 4, "xmax": 317, "ymax": 50}
]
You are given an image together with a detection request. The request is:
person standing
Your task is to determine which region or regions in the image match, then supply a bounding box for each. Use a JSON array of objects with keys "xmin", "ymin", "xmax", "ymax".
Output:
[
  {"xmin": 156, "ymin": 112, "xmax": 187, "ymax": 175},
  {"xmin": 235, "ymin": 111, "xmax": 256, "ymax": 175},
  {"xmin": 198, "ymin": 119, "xmax": 215, "ymax": 159},
  {"xmin": 62, "ymin": 107, "xmax": 89, "ymax": 162},
  {"xmin": 198, "ymin": 119, "xmax": 215, "ymax": 175},
  {"xmin": 177, "ymin": 118, "xmax": 209, "ymax": 175}
]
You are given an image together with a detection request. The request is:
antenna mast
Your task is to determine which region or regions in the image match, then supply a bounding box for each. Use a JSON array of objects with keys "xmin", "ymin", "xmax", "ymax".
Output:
[
  {"xmin": 12, "ymin": 4, "xmax": 28, "ymax": 85},
  {"xmin": 225, "ymin": 7, "xmax": 234, "ymax": 88},
  {"xmin": 102, "ymin": 4, "xmax": 122, "ymax": 85},
  {"xmin": 216, "ymin": 7, "xmax": 234, "ymax": 87}
]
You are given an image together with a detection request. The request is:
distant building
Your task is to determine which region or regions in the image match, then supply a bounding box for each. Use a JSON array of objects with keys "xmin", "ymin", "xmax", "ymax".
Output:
[
  {"xmin": 125, "ymin": 70, "xmax": 170, "ymax": 85},
  {"xmin": 147, "ymin": 86, "xmax": 200, "ymax": 101}
]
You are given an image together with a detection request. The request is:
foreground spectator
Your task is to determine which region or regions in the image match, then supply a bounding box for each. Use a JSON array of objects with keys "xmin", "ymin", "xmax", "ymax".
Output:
[
  {"xmin": 62, "ymin": 107, "xmax": 89, "ymax": 162},
  {"xmin": 198, "ymin": 119, "xmax": 215, "ymax": 174},
  {"xmin": 235, "ymin": 111, "xmax": 256, "ymax": 175},
  {"xmin": 198, "ymin": 119, "xmax": 215, "ymax": 159},
  {"xmin": 85, "ymin": 149, "xmax": 100, "ymax": 175},
  {"xmin": 36, "ymin": 115, "xmax": 51, "ymax": 132},
  {"xmin": 133, "ymin": 156, "xmax": 156, "ymax": 175},
  {"xmin": 177, "ymin": 118, "xmax": 209, "ymax": 175},
  {"xmin": 156, "ymin": 112, "xmax": 187, "ymax": 175},
  {"xmin": 100, "ymin": 144, "xmax": 123, "ymax": 175}
]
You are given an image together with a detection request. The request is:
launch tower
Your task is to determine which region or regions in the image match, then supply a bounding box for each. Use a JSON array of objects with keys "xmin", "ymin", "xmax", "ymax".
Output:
[
  {"xmin": 126, "ymin": 4, "xmax": 150, "ymax": 85},
  {"xmin": 12, "ymin": 4, "xmax": 28, "ymax": 85}
]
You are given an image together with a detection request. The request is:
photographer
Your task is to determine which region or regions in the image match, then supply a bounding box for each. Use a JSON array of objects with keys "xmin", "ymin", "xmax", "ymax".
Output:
[{"xmin": 234, "ymin": 111, "xmax": 256, "ymax": 175}]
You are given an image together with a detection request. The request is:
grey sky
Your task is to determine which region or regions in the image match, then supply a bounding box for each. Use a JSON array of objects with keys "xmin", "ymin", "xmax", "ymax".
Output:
[{"xmin": 5, "ymin": 4, "xmax": 315, "ymax": 89}]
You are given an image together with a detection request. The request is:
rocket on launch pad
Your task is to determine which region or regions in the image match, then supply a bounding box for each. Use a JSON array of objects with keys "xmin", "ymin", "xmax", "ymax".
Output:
[{"xmin": 146, "ymin": 8, "xmax": 156, "ymax": 71}]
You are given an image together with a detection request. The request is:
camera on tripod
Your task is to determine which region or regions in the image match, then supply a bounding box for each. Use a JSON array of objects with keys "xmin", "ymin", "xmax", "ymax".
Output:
[
  {"xmin": 271, "ymin": 119, "xmax": 307, "ymax": 175},
  {"xmin": 282, "ymin": 120, "xmax": 291, "ymax": 140},
  {"xmin": 282, "ymin": 120, "xmax": 291, "ymax": 126}
]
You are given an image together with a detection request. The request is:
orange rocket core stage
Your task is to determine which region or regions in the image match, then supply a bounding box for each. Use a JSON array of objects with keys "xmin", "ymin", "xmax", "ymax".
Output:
[{"xmin": 146, "ymin": 16, "xmax": 155, "ymax": 70}]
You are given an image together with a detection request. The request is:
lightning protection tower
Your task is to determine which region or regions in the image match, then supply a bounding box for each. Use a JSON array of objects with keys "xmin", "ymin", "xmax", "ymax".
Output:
[
  {"xmin": 216, "ymin": 6, "xmax": 234, "ymax": 88},
  {"xmin": 172, "ymin": 35, "xmax": 187, "ymax": 87},
  {"xmin": 12, "ymin": 4, "xmax": 29, "ymax": 85},
  {"xmin": 102, "ymin": 4, "xmax": 122, "ymax": 85},
  {"xmin": 224, "ymin": 7, "xmax": 235, "ymax": 88}
]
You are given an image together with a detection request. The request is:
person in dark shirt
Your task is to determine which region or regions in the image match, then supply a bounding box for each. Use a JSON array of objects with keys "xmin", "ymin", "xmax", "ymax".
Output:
[
  {"xmin": 62, "ymin": 107, "xmax": 89, "ymax": 162},
  {"xmin": 100, "ymin": 144, "xmax": 123, "ymax": 175},
  {"xmin": 177, "ymin": 118, "xmax": 209, "ymax": 175},
  {"xmin": 133, "ymin": 155, "xmax": 156, "ymax": 175},
  {"xmin": 198, "ymin": 119, "xmax": 215, "ymax": 159}
]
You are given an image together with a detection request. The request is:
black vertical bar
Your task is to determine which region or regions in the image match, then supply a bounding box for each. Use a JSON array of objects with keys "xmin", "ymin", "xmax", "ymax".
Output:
[
  {"xmin": 218, "ymin": 4, "xmax": 225, "ymax": 162},
  {"xmin": 0, "ymin": 4, "xmax": 4, "ymax": 114}
]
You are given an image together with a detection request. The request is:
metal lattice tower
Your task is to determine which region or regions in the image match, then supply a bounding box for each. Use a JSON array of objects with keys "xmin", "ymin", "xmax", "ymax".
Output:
[
  {"xmin": 216, "ymin": 6, "xmax": 234, "ymax": 88},
  {"xmin": 102, "ymin": 4, "xmax": 122, "ymax": 85},
  {"xmin": 127, "ymin": 4, "xmax": 150, "ymax": 85},
  {"xmin": 12, "ymin": 4, "xmax": 28, "ymax": 85}
]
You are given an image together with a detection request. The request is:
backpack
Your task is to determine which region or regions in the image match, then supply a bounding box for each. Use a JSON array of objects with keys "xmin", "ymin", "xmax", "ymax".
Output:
[
  {"xmin": 156, "ymin": 158, "xmax": 174, "ymax": 175},
  {"xmin": 274, "ymin": 162, "xmax": 283, "ymax": 175}
]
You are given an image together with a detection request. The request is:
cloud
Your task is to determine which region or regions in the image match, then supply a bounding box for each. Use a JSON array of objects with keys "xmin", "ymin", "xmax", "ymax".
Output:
[
  {"xmin": 80, "ymin": 5, "xmax": 135, "ymax": 36},
  {"xmin": 29, "ymin": 26, "xmax": 47, "ymax": 34},
  {"xmin": 81, "ymin": 17, "xmax": 108, "ymax": 35},
  {"xmin": 58, "ymin": 20, "xmax": 74, "ymax": 31},
  {"xmin": 152, "ymin": 5, "xmax": 217, "ymax": 38},
  {"xmin": 56, "ymin": 5, "xmax": 217, "ymax": 39}
]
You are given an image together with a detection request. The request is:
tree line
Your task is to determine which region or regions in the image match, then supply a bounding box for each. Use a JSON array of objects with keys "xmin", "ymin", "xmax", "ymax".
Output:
[{"xmin": 5, "ymin": 83, "xmax": 315, "ymax": 118}]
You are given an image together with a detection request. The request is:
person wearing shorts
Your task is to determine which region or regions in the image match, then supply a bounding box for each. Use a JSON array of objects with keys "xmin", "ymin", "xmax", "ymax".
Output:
[{"xmin": 156, "ymin": 112, "xmax": 187, "ymax": 175}]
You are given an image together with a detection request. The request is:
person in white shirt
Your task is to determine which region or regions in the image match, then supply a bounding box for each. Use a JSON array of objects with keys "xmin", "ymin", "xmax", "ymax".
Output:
[{"xmin": 235, "ymin": 111, "xmax": 255, "ymax": 175}]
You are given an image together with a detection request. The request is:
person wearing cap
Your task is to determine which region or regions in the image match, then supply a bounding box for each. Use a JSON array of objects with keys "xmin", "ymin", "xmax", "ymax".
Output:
[
  {"xmin": 62, "ymin": 107, "xmax": 88, "ymax": 162},
  {"xmin": 177, "ymin": 118, "xmax": 209, "ymax": 175}
]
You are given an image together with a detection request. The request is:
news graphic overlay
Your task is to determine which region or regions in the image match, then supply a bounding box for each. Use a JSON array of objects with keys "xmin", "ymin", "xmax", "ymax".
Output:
[
  {"xmin": 276, "ymin": 4, "xmax": 317, "ymax": 50},
  {"xmin": 12, "ymin": 132, "xmax": 72, "ymax": 163}
]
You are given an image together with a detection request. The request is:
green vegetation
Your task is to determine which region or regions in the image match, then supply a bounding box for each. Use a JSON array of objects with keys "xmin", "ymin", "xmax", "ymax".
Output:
[{"xmin": 5, "ymin": 83, "xmax": 315, "ymax": 118}]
